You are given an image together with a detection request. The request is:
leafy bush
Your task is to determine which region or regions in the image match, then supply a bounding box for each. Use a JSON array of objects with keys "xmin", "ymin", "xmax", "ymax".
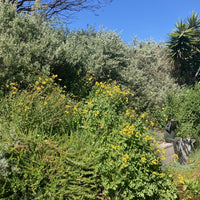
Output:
[
  {"xmin": 0, "ymin": 1, "xmax": 67, "ymax": 92},
  {"xmin": 122, "ymin": 39, "xmax": 180, "ymax": 111},
  {"xmin": 71, "ymin": 81, "xmax": 178, "ymax": 199},
  {"xmin": 165, "ymin": 83, "xmax": 200, "ymax": 139},
  {"xmin": 0, "ymin": 80, "xmax": 178, "ymax": 199}
]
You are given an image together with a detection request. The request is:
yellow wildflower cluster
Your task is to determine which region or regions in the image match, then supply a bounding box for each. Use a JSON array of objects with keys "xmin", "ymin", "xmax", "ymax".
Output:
[
  {"xmin": 120, "ymin": 123, "xmax": 138, "ymax": 137},
  {"xmin": 178, "ymin": 174, "xmax": 185, "ymax": 184},
  {"xmin": 152, "ymin": 159, "xmax": 158, "ymax": 165},
  {"xmin": 141, "ymin": 113, "xmax": 147, "ymax": 119},
  {"xmin": 125, "ymin": 109, "xmax": 136, "ymax": 118},
  {"xmin": 111, "ymin": 145, "xmax": 120, "ymax": 150},
  {"xmin": 122, "ymin": 154, "xmax": 130, "ymax": 163},
  {"xmin": 94, "ymin": 81, "xmax": 130, "ymax": 99},
  {"xmin": 141, "ymin": 157, "xmax": 146, "ymax": 163},
  {"xmin": 144, "ymin": 135, "xmax": 154, "ymax": 143},
  {"xmin": 7, "ymin": 82, "xmax": 18, "ymax": 94}
]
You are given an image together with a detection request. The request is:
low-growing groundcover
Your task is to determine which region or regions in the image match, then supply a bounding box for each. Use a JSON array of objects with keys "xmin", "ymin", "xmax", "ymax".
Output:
[{"xmin": 0, "ymin": 77, "xmax": 178, "ymax": 199}]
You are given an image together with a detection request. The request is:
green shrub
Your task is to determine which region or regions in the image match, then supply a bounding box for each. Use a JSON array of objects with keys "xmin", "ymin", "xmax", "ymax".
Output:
[
  {"xmin": 0, "ymin": 80, "xmax": 177, "ymax": 199},
  {"xmin": 122, "ymin": 39, "xmax": 180, "ymax": 111},
  {"xmin": 0, "ymin": 131, "xmax": 98, "ymax": 199},
  {"xmin": 72, "ymin": 81, "xmax": 178, "ymax": 199},
  {"xmin": 165, "ymin": 83, "xmax": 200, "ymax": 139},
  {"xmin": 0, "ymin": 1, "xmax": 67, "ymax": 92}
]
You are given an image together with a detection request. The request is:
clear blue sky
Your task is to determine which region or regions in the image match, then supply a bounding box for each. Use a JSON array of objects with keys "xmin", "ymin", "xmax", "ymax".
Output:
[{"xmin": 68, "ymin": 0, "xmax": 200, "ymax": 44}]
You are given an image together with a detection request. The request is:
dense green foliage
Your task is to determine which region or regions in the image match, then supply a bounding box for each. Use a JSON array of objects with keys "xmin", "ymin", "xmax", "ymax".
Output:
[
  {"xmin": 168, "ymin": 11, "xmax": 200, "ymax": 85},
  {"xmin": 0, "ymin": 78, "xmax": 178, "ymax": 199},
  {"xmin": 165, "ymin": 83, "xmax": 200, "ymax": 140},
  {"xmin": 0, "ymin": 1, "xmax": 200, "ymax": 199}
]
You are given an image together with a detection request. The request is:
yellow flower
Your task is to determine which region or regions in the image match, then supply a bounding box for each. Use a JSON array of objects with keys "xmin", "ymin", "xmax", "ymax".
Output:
[
  {"xmin": 88, "ymin": 101, "xmax": 92, "ymax": 105},
  {"xmin": 174, "ymin": 154, "xmax": 179, "ymax": 160},
  {"xmin": 41, "ymin": 96, "xmax": 45, "ymax": 99},
  {"xmin": 160, "ymin": 173, "xmax": 164, "ymax": 178},
  {"xmin": 66, "ymin": 105, "xmax": 71, "ymax": 108},
  {"xmin": 157, "ymin": 149, "xmax": 161, "ymax": 153},
  {"xmin": 58, "ymin": 78, "xmax": 62, "ymax": 81},
  {"xmin": 112, "ymin": 145, "xmax": 117, "ymax": 150},
  {"xmin": 35, "ymin": 81, "xmax": 39, "ymax": 85},
  {"xmin": 12, "ymin": 91, "xmax": 16, "ymax": 94},
  {"xmin": 110, "ymin": 161, "xmax": 113, "ymax": 166},
  {"xmin": 141, "ymin": 157, "xmax": 146, "ymax": 163},
  {"xmin": 152, "ymin": 159, "xmax": 158, "ymax": 165},
  {"xmin": 150, "ymin": 121, "xmax": 155, "ymax": 127},
  {"xmin": 125, "ymin": 154, "xmax": 129, "ymax": 159},
  {"xmin": 18, "ymin": 102, "xmax": 23, "ymax": 106},
  {"xmin": 52, "ymin": 74, "xmax": 58, "ymax": 79},
  {"xmin": 65, "ymin": 110, "xmax": 69, "ymax": 114},
  {"xmin": 122, "ymin": 157, "xmax": 127, "ymax": 162},
  {"xmin": 126, "ymin": 109, "xmax": 130, "ymax": 116},
  {"xmin": 42, "ymin": 81, "xmax": 46, "ymax": 85},
  {"xmin": 162, "ymin": 107, "xmax": 165, "ymax": 110},
  {"xmin": 61, "ymin": 94, "xmax": 65, "ymax": 99},
  {"xmin": 88, "ymin": 76, "xmax": 93, "ymax": 81},
  {"xmin": 44, "ymin": 101, "xmax": 47, "ymax": 105},
  {"xmin": 163, "ymin": 114, "xmax": 166, "ymax": 117},
  {"xmin": 153, "ymin": 172, "xmax": 157, "ymax": 175},
  {"xmin": 161, "ymin": 156, "xmax": 165, "ymax": 161},
  {"xmin": 95, "ymin": 111, "xmax": 99, "ymax": 117},
  {"xmin": 179, "ymin": 180, "xmax": 185, "ymax": 184}
]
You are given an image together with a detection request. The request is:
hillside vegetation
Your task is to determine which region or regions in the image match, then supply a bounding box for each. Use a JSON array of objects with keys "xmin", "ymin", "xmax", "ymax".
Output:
[{"xmin": 0, "ymin": 1, "xmax": 200, "ymax": 199}]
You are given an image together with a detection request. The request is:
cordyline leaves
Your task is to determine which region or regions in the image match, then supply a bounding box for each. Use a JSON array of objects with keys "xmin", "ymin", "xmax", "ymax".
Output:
[{"xmin": 167, "ymin": 11, "xmax": 200, "ymax": 84}]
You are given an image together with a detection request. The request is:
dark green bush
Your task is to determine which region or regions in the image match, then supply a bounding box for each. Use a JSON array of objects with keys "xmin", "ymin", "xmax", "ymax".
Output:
[{"xmin": 165, "ymin": 83, "xmax": 200, "ymax": 139}]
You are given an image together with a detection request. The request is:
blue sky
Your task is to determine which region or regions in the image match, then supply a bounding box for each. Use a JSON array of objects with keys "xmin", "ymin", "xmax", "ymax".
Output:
[{"xmin": 68, "ymin": 0, "xmax": 200, "ymax": 44}]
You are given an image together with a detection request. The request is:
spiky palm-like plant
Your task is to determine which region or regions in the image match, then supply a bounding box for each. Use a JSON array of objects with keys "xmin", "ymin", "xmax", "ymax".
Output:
[{"xmin": 168, "ymin": 11, "xmax": 200, "ymax": 84}]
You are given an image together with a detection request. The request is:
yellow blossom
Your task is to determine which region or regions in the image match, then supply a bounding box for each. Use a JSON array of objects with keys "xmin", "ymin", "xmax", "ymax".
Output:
[
  {"xmin": 41, "ymin": 96, "xmax": 45, "ymax": 99},
  {"xmin": 89, "ymin": 76, "xmax": 93, "ymax": 81},
  {"xmin": 110, "ymin": 161, "xmax": 113, "ymax": 166},
  {"xmin": 152, "ymin": 159, "xmax": 158, "ymax": 165},
  {"xmin": 44, "ymin": 101, "xmax": 47, "ymax": 105},
  {"xmin": 18, "ymin": 102, "xmax": 23, "ymax": 106},
  {"xmin": 174, "ymin": 154, "xmax": 179, "ymax": 160},
  {"xmin": 35, "ymin": 81, "xmax": 39, "ymax": 85},
  {"xmin": 141, "ymin": 157, "xmax": 146, "ymax": 163},
  {"xmin": 58, "ymin": 78, "xmax": 62, "ymax": 81},
  {"xmin": 160, "ymin": 173, "xmax": 164, "ymax": 178},
  {"xmin": 42, "ymin": 81, "xmax": 46, "ymax": 85},
  {"xmin": 122, "ymin": 157, "xmax": 127, "ymax": 162},
  {"xmin": 65, "ymin": 110, "xmax": 69, "ymax": 114},
  {"xmin": 153, "ymin": 172, "xmax": 157, "ymax": 175},
  {"xmin": 112, "ymin": 145, "xmax": 117, "ymax": 150},
  {"xmin": 161, "ymin": 156, "xmax": 165, "ymax": 161},
  {"xmin": 125, "ymin": 154, "xmax": 129, "ymax": 159}
]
